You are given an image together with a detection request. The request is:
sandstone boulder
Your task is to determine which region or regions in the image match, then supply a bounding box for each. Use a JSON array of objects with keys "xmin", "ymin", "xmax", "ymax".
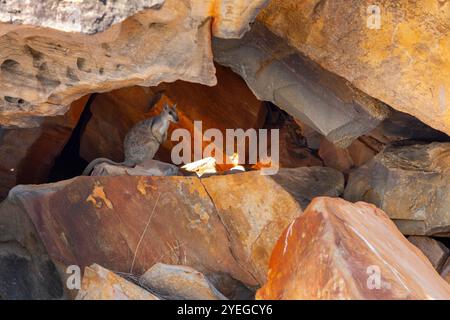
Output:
[
  {"xmin": 257, "ymin": 0, "xmax": 450, "ymax": 135},
  {"xmin": 0, "ymin": 167, "xmax": 343, "ymax": 297},
  {"xmin": 408, "ymin": 236, "xmax": 449, "ymax": 272},
  {"xmin": 91, "ymin": 159, "xmax": 179, "ymax": 177},
  {"xmin": 140, "ymin": 263, "xmax": 227, "ymax": 300},
  {"xmin": 213, "ymin": 23, "xmax": 389, "ymax": 147},
  {"xmin": 345, "ymin": 142, "xmax": 450, "ymax": 236},
  {"xmin": 256, "ymin": 197, "xmax": 450, "ymax": 300},
  {"xmin": 0, "ymin": 0, "xmax": 270, "ymax": 127},
  {"xmin": 201, "ymin": 167, "xmax": 344, "ymax": 284},
  {"xmin": 76, "ymin": 264, "xmax": 159, "ymax": 300}
]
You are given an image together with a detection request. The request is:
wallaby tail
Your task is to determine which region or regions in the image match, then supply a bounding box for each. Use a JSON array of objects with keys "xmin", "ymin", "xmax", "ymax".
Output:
[{"xmin": 82, "ymin": 158, "xmax": 124, "ymax": 176}]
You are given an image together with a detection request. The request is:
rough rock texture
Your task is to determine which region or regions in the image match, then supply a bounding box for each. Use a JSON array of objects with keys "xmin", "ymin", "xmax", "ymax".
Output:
[
  {"xmin": 0, "ymin": 193, "xmax": 64, "ymax": 299},
  {"xmin": 201, "ymin": 167, "xmax": 344, "ymax": 284},
  {"xmin": 91, "ymin": 159, "xmax": 179, "ymax": 177},
  {"xmin": 318, "ymin": 137, "xmax": 379, "ymax": 174},
  {"xmin": 0, "ymin": 0, "xmax": 270, "ymax": 127},
  {"xmin": 140, "ymin": 263, "xmax": 227, "ymax": 300},
  {"xmin": 256, "ymin": 197, "xmax": 450, "ymax": 300},
  {"xmin": 263, "ymin": 104, "xmax": 322, "ymax": 168},
  {"xmin": 79, "ymin": 65, "xmax": 266, "ymax": 165},
  {"xmin": 257, "ymin": 0, "xmax": 450, "ymax": 135},
  {"xmin": 0, "ymin": 95, "xmax": 89, "ymax": 201},
  {"xmin": 0, "ymin": 0, "xmax": 268, "ymax": 38},
  {"xmin": 0, "ymin": 167, "xmax": 343, "ymax": 295},
  {"xmin": 345, "ymin": 142, "xmax": 450, "ymax": 236},
  {"xmin": 0, "ymin": 0, "xmax": 164, "ymax": 34},
  {"xmin": 317, "ymin": 109, "xmax": 450, "ymax": 174},
  {"xmin": 213, "ymin": 22, "xmax": 390, "ymax": 147},
  {"xmin": 76, "ymin": 264, "xmax": 159, "ymax": 300},
  {"xmin": 210, "ymin": 0, "xmax": 271, "ymax": 38},
  {"xmin": 408, "ymin": 236, "xmax": 449, "ymax": 272},
  {"xmin": 373, "ymin": 111, "xmax": 450, "ymax": 144}
]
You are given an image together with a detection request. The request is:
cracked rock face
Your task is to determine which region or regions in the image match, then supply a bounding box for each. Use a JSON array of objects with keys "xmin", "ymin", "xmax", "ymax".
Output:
[
  {"xmin": 213, "ymin": 23, "xmax": 390, "ymax": 147},
  {"xmin": 0, "ymin": 167, "xmax": 343, "ymax": 298},
  {"xmin": 344, "ymin": 142, "xmax": 450, "ymax": 236},
  {"xmin": 0, "ymin": 0, "xmax": 269, "ymax": 127},
  {"xmin": 257, "ymin": 0, "xmax": 450, "ymax": 135}
]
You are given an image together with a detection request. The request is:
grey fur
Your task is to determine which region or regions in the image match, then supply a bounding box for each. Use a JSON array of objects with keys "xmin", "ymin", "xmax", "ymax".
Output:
[{"xmin": 82, "ymin": 103, "xmax": 178, "ymax": 175}]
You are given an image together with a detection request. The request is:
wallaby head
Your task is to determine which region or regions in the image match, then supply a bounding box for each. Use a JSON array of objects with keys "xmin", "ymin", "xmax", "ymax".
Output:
[{"xmin": 162, "ymin": 103, "xmax": 179, "ymax": 123}]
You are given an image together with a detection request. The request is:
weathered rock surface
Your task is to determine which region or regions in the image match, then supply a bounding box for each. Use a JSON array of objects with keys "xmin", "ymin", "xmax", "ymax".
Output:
[
  {"xmin": 91, "ymin": 159, "xmax": 180, "ymax": 177},
  {"xmin": 213, "ymin": 22, "xmax": 390, "ymax": 147},
  {"xmin": 318, "ymin": 137, "xmax": 379, "ymax": 174},
  {"xmin": 0, "ymin": 0, "xmax": 270, "ymax": 127},
  {"xmin": 140, "ymin": 263, "xmax": 227, "ymax": 300},
  {"xmin": 345, "ymin": 142, "xmax": 450, "ymax": 236},
  {"xmin": 263, "ymin": 104, "xmax": 322, "ymax": 168},
  {"xmin": 408, "ymin": 237, "xmax": 449, "ymax": 272},
  {"xmin": 0, "ymin": 0, "xmax": 268, "ymax": 38},
  {"xmin": 317, "ymin": 109, "xmax": 450, "ymax": 174},
  {"xmin": 0, "ymin": 0, "xmax": 164, "ymax": 34},
  {"xmin": 0, "ymin": 194, "xmax": 64, "ymax": 299},
  {"xmin": 201, "ymin": 167, "xmax": 344, "ymax": 284},
  {"xmin": 373, "ymin": 111, "xmax": 450, "ymax": 144},
  {"xmin": 256, "ymin": 197, "xmax": 450, "ymax": 300},
  {"xmin": 257, "ymin": 0, "xmax": 450, "ymax": 135},
  {"xmin": 210, "ymin": 0, "xmax": 271, "ymax": 38},
  {"xmin": 0, "ymin": 167, "xmax": 343, "ymax": 296},
  {"xmin": 80, "ymin": 64, "xmax": 266, "ymax": 165},
  {"xmin": 0, "ymin": 95, "xmax": 89, "ymax": 201},
  {"xmin": 76, "ymin": 264, "xmax": 159, "ymax": 300}
]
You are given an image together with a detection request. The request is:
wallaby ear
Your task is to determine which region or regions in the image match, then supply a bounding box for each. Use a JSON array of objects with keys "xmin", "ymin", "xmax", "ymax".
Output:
[
  {"xmin": 163, "ymin": 104, "xmax": 169, "ymax": 111},
  {"xmin": 172, "ymin": 103, "xmax": 177, "ymax": 110}
]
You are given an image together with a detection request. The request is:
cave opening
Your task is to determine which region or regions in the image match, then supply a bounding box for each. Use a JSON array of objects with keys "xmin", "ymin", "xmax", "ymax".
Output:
[
  {"xmin": 47, "ymin": 94, "xmax": 95, "ymax": 183},
  {"xmin": 45, "ymin": 65, "xmax": 318, "ymax": 183}
]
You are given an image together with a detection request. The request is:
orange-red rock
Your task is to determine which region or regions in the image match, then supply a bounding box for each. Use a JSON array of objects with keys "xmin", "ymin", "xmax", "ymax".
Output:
[
  {"xmin": 213, "ymin": 22, "xmax": 389, "ymax": 147},
  {"xmin": 1, "ymin": 167, "xmax": 343, "ymax": 296},
  {"xmin": 257, "ymin": 0, "xmax": 450, "ymax": 135},
  {"xmin": 256, "ymin": 197, "xmax": 450, "ymax": 300},
  {"xmin": 318, "ymin": 137, "xmax": 379, "ymax": 174},
  {"xmin": 76, "ymin": 264, "xmax": 159, "ymax": 300},
  {"xmin": 202, "ymin": 168, "xmax": 343, "ymax": 284}
]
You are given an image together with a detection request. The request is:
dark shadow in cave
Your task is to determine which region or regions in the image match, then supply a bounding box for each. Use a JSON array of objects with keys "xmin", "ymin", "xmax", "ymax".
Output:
[{"xmin": 47, "ymin": 94, "xmax": 97, "ymax": 182}]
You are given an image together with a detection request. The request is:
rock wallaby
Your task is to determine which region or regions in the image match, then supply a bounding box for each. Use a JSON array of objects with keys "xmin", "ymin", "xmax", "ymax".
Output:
[{"xmin": 82, "ymin": 103, "xmax": 179, "ymax": 175}]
